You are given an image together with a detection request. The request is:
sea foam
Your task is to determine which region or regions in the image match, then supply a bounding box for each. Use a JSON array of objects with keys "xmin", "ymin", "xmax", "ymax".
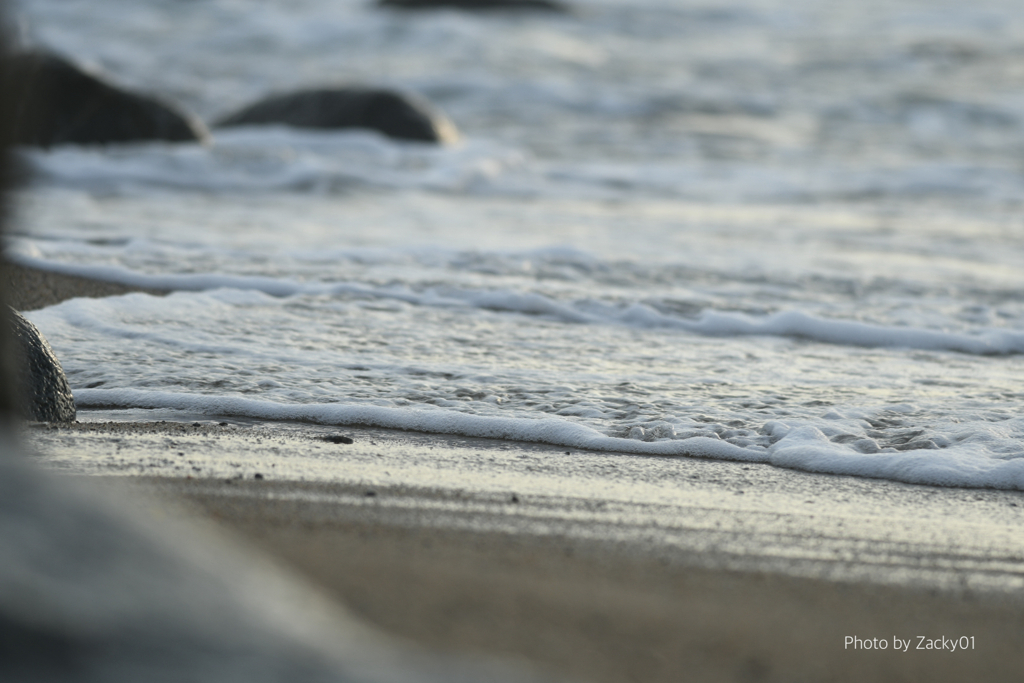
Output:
[
  {"xmin": 71, "ymin": 387, "xmax": 1024, "ymax": 490},
  {"xmin": 14, "ymin": 252, "xmax": 1024, "ymax": 356}
]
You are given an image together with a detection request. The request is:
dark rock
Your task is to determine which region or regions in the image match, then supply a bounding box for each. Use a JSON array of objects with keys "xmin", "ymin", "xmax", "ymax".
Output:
[
  {"xmin": 6, "ymin": 307, "xmax": 75, "ymax": 423},
  {"xmin": 378, "ymin": 0, "xmax": 569, "ymax": 11},
  {"xmin": 215, "ymin": 87, "xmax": 459, "ymax": 144},
  {"xmin": 3, "ymin": 51, "xmax": 208, "ymax": 147},
  {"xmin": 254, "ymin": 473, "xmax": 264, "ymax": 480},
  {"xmin": 322, "ymin": 434, "xmax": 354, "ymax": 444}
]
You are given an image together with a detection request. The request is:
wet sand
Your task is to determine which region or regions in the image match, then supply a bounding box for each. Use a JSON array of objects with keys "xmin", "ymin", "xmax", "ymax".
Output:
[
  {"xmin": 2, "ymin": 260, "xmax": 165, "ymax": 311},
  {"xmin": 24, "ymin": 417, "xmax": 1024, "ymax": 683}
]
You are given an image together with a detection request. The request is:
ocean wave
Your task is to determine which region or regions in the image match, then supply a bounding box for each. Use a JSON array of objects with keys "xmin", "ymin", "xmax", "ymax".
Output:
[
  {"xmin": 13, "ymin": 252, "xmax": 1024, "ymax": 355},
  {"xmin": 18, "ymin": 128, "xmax": 531, "ymax": 195},
  {"xmin": 18, "ymin": 125, "xmax": 1024, "ymax": 204}
]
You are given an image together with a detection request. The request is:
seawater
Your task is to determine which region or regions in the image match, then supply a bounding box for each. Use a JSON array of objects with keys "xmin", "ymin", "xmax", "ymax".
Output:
[{"xmin": 7, "ymin": 0, "xmax": 1024, "ymax": 489}]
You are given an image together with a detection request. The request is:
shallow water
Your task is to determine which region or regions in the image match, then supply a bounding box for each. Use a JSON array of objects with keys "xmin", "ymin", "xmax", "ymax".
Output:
[{"xmin": 8, "ymin": 0, "xmax": 1024, "ymax": 488}]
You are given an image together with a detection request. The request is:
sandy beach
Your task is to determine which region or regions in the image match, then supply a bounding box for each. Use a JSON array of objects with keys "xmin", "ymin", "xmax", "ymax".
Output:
[
  {"xmin": 10, "ymin": 261, "xmax": 1024, "ymax": 682},
  {"xmin": 23, "ymin": 414, "xmax": 1024, "ymax": 683}
]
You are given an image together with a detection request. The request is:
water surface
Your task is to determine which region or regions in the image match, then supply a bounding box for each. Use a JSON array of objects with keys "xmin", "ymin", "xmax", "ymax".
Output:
[{"xmin": 9, "ymin": 0, "xmax": 1024, "ymax": 488}]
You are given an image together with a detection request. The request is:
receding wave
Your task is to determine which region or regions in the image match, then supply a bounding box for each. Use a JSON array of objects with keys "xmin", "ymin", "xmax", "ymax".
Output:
[
  {"xmin": 74, "ymin": 388, "xmax": 1024, "ymax": 491},
  {"xmin": 14, "ymin": 253, "xmax": 1024, "ymax": 355}
]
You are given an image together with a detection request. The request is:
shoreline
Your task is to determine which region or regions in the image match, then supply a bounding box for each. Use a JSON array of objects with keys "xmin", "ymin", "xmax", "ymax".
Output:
[
  {"xmin": 1, "ymin": 259, "xmax": 165, "ymax": 311},
  {"xmin": 25, "ymin": 417, "xmax": 1024, "ymax": 682},
  {"xmin": 9, "ymin": 262, "xmax": 1024, "ymax": 680}
]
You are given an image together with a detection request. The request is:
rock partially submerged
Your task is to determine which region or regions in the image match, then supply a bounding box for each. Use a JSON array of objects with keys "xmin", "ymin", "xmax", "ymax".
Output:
[
  {"xmin": 378, "ymin": 0, "xmax": 570, "ymax": 12},
  {"xmin": 7, "ymin": 307, "xmax": 75, "ymax": 422},
  {"xmin": 215, "ymin": 87, "xmax": 460, "ymax": 144},
  {"xmin": 3, "ymin": 51, "xmax": 207, "ymax": 147}
]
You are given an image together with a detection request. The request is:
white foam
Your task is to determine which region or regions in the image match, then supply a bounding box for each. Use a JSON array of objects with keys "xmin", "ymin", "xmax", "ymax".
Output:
[
  {"xmin": 629, "ymin": 307, "xmax": 1024, "ymax": 356},
  {"xmin": 768, "ymin": 424, "xmax": 1024, "ymax": 490},
  {"xmin": 74, "ymin": 387, "xmax": 751, "ymax": 458},
  {"xmin": 71, "ymin": 388, "xmax": 1024, "ymax": 490},
  {"xmin": 14, "ymin": 252, "xmax": 1024, "ymax": 356}
]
